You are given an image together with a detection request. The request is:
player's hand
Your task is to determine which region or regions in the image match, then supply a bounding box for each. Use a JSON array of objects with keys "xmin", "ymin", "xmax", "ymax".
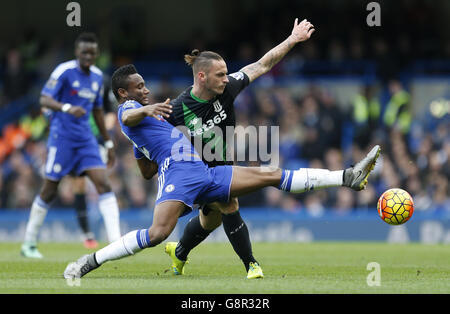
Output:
[
  {"xmin": 68, "ymin": 106, "xmax": 87, "ymax": 118},
  {"xmin": 145, "ymin": 98, "xmax": 172, "ymax": 121},
  {"xmin": 290, "ymin": 18, "xmax": 315, "ymax": 43}
]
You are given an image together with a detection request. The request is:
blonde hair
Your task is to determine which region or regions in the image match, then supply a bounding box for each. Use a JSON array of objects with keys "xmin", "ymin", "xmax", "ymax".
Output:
[{"xmin": 184, "ymin": 49, "xmax": 224, "ymax": 73}]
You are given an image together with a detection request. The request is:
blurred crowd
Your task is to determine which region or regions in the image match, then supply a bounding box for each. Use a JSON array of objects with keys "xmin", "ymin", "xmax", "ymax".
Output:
[
  {"xmin": 0, "ymin": 0, "xmax": 448, "ymax": 213},
  {"xmin": 231, "ymin": 80, "xmax": 449, "ymax": 214},
  {"xmin": 0, "ymin": 71, "xmax": 448, "ymax": 213}
]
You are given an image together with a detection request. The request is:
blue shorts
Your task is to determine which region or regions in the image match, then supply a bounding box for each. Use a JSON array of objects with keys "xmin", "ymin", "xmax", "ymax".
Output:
[
  {"xmin": 44, "ymin": 135, "xmax": 105, "ymax": 181},
  {"xmin": 155, "ymin": 158, "xmax": 233, "ymax": 217}
]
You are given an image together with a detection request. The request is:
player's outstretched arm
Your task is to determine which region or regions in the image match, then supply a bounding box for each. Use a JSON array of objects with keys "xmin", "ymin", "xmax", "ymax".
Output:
[
  {"xmin": 121, "ymin": 99, "xmax": 172, "ymax": 127},
  {"xmin": 240, "ymin": 18, "xmax": 315, "ymax": 83}
]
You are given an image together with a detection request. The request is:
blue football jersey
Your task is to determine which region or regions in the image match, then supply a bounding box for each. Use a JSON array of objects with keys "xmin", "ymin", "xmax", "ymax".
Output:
[
  {"xmin": 118, "ymin": 100, "xmax": 200, "ymax": 167},
  {"xmin": 41, "ymin": 60, "xmax": 104, "ymax": 142},
  {"xmin": 118, "ymin": 100, "xmax": 233, "ymax": 210}
]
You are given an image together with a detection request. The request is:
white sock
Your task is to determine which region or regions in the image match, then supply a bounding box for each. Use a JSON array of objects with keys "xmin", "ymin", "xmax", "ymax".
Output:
[
  {"xmin": 279, "ymin": 168, "xmax": 343, "ymax": 193},
  {"xmin": 23, "ymin": 196, "xmax": 50, "ymax": 244},
  {"xmin": 98, "ymin": 192, "xmax": 121, "ymax": 242},
  {"xmin": 94, "ymin": 229, "xmax": 150, "ymax": 265}
]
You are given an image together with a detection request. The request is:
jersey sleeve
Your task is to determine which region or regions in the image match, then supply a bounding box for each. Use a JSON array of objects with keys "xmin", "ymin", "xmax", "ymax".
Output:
[
  {"xmin": 165, "ymin": 98, "xmax": 179, "ymax": 126},
  {"xmin": 133, "ymin": 146, "xmax": 145, "ymax": 159},
  {"xmin": 118, "ymin": 100, "xmax": 141, "ymax": 120},
  {"xmin": 41, "ymin": 67, "xmax": 67, "ymax": 100},
  {"xmin": 119, "ymin": 101, "xmax": 146, "ymax": 160},
  {"xmin": 226, "ymin": 71, "xmax": 250, "ymax": 99}
]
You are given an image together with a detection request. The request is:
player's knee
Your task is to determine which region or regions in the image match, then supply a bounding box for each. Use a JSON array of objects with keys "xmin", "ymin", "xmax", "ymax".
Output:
[
  {"xmin": 148, "ymin": 226, "xmax": 171, "ymax": 246},
  {"xmin": 94, "ymin": 180, "xmax": 112, "ymax": 195},
  {"xmin": 219, "ymin": 198, "xmax": 239, "ymax": 215},
  {"xmin": 40, "ymin": 191, "xmax": 56, "ymax": 204},
  {"xmin": 40, "ymin": 186, "xmax": 58, "ymax": 203},
  {"xmin": 220, "ymin": 206, "xmax": 238, "ymax": 215},
  {"xmin": 200, "ymin": 212, "xmax": 222, "ymax": 231}
]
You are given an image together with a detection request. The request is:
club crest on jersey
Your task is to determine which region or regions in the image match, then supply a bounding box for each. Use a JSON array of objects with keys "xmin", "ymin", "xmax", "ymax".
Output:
[
  {"xmin": 213, "ymin": 100, "xmax": 222, "ymax": 112},
  {"xmin": 190, "ymin": 117, "xmax": 199, "ymax": 126},
  {"xmin": 72, "ymin": 80, "xmax": 80, "ymax": 88},
  {"xmin": 53, "ymin": 163, "xmax": 62, "ymax": 173},
  {"xmin": 91, "ymin": 81, "xmax": 99, "ymax": 92},
  {"xmin": 229, "ymin": 72, "xmax": 244, "ymax": 81}
]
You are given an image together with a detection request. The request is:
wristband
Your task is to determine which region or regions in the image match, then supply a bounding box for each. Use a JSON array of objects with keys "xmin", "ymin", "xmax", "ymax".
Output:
[
  {"xmin": 104, "ymin": 140, "xmax": 114, "ymax": 149},
  {"xmin": 61, "ymin": 103, "xmax": 72, "ymax": 113}
]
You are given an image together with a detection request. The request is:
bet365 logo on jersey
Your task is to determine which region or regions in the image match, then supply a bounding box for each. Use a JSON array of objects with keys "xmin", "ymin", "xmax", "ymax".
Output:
[{"xmin": 189, "ymin": 106, "xmax": 227, "ymax": 136}]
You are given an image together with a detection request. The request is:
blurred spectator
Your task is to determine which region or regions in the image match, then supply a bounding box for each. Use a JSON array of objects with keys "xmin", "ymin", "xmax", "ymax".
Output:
[
  {"xmin": 0, "ymin": 167, "xmax": 4, "ymax": 207},
  {"xmin": 317, "ymin": 89, "xmax": 344, "ymax": 149},
  {"xmin": 348, "ymin": 38, "xmax": 364, "ymax": 61},
  {"xmin": 304, "ymin": 194, "xmax": 325, "ymax": 216},
  {"xmin": 334, "ymin": 188, "xmax": 354, "ymax": 215},
  {"xmin": 0, "ymin": 123, "xmax": 29, "ymax": 163},
  {"xmin": 382, "ymin": 80, "xmax": 412, "ymax": 135},
  {"xmin": 19, "ymin": 107, "xmax": 48, "ymax": 141},
  {"xmin": 299, "ymin": 95, "xmax": 327, "ymax": 160},
  {"xmin": 328, "ymin": 39, "xmax": 346, "ymax": 63},
  {"xmin": 1, "ymin": 49, "xmax": 33, "ymax": 105},
  {"xmin": 2, "ymin": 150, "xmax": 38, "ymax": 208},
  {"xmin": 372, "ymin": 38, "xmax": 398, "ymax": 84},
  {"xmin": 351, "ymin": 85, "xmax": 381, "ymax": 148},
  {"xmin": 356, "ymin": 185, "xmax": 377, "ymax": 211}
]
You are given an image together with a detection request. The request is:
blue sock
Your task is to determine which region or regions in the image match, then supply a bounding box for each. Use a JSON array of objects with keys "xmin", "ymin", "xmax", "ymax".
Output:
[{"xmin": 136, "ymin": 229, "xmax": 151, "ymax": 249}]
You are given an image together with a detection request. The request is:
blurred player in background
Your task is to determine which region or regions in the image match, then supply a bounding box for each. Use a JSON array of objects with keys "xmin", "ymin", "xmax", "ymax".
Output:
[
  {"xmin": 164, "ymin": 18, "xmax": 315, "ymax": 278},
  {"xmin": 21, "ymin": 33, "xmax": 121, "ymax": 258},
  {"xmin": 40, "ymin": 75, "xmax": 116, "ymax": 250}
]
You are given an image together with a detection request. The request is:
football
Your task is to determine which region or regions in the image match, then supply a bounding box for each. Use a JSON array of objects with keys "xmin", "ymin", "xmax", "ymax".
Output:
[{"xmin": 377, "ymin": 188, "xmax": 414, "ymax": 225}]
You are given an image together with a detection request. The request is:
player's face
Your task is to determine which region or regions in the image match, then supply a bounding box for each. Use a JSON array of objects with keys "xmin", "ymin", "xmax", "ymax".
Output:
[
  {"xmin": 125, "ymin": 73, "xmax": 150, "ymax": 105},
  {"xmin": 75, "ymin": 42, "xmax": 98, "ymax": 71},
  {"xmin": 204, "ymin": 59, "xmax": 229, "ymax": 95}
]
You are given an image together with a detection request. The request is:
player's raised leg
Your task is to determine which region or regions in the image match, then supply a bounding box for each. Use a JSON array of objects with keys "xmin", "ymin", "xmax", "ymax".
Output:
[
  {"xmin": 64, "ymin": 201, "xmax": 185, "ymax": 279},
  {"xmin": 230, "ymin": 145, "xmax": 381, "ymax": 196},
  {"xmin": 230, "ymin": 165, "xmax": 344, "ymax": 196}
]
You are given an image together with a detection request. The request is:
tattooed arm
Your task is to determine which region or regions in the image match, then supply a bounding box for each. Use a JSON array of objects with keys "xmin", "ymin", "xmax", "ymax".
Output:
[{"xmin": 240, "ymin": 18, "xmax": 315, "ymax": 83}]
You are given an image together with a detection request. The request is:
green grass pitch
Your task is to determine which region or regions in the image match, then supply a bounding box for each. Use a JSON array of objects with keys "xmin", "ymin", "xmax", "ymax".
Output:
[{"xmin": 0, "ymin": 242, "xmax": 449, "ymax": 294}]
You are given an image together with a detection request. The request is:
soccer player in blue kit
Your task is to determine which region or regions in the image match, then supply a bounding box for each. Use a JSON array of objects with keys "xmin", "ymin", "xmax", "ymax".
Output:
[
  {"xmin": 21, "ymin": 33, "xmax": 121, "ymax": 258},
  {"xmin": 63, "ymin": 64, "xmax": 380, "ymax": 279}
]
